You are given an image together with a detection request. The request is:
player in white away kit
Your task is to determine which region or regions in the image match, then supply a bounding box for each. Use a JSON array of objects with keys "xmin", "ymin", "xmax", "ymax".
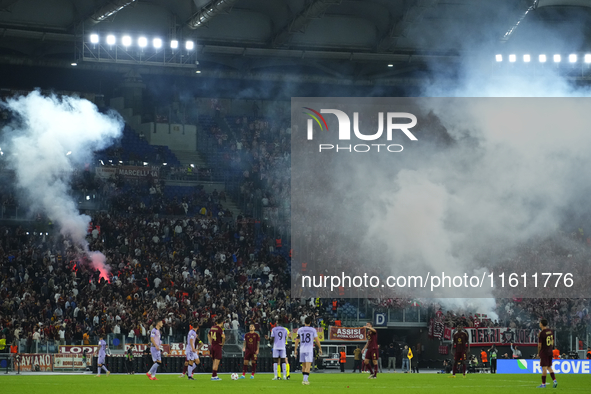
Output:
[
  {"xmin": 147, "ymin": 320, "xmax": 164, "ymax": 381},
  {"xmin": 185, "ymin": 323, "xmax": 201, "ymax": 380},
  {"xmin": 96, "ymin": 335, "xmax": 110, "ymax": 377},
  {"xmin": 294, "ymin": 317, "xmax": 322, "ymax": 385},
  {"xmin": 267, "ymin": 319, "xmax": 288, "ymax": 380}
]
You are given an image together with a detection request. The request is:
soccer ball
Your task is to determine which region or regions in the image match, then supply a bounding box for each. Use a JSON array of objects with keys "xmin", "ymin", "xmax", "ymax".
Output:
[{"xmin": 231, "ymin": 373, "xmax": 239, "ymax": 380}]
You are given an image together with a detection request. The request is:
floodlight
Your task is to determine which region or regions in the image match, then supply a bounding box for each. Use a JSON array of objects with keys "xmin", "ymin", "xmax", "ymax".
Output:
[
  {"xmin": 523, "ymin": 54, "xmax": 530, "ymax": 62},
  {"xmin": 153, "ymin": 38, "xmax": 162, "ymax": 49},
  {"xmin": 122, "ymin": 36, "xmax": 132, "ymax": 47},
  {"xmin": 585, "ymin": 54, "xmax": 591, "ymax": 63},
  {"xmin": 171, "ymin": 40, "xmax": 178, "ymax": 49},
  {"xmin": 553, "ymin": 54, "xmax": 561, "ymax": 62},
  {"xmin": 106, "ymin": 35, "xmax": 116, "ymax": 45},
  {"xmin": 186, "ymin": 40, "xmax": 194, "ymax": 50},
  {"xmin": 387, "ymin": 64, "xmax": 394, "ymax": 67},
  {"xmin": 539, "ymin": 54, "xmax": 547, "ymax": 63},
  {"xmin": 509, "ymin": 54, "xmax": 516, "ymax": 62},
  {"xmin": 90, "ymin": 34, "xmax": 99, "ymax": 44},
  {"xmin": 569, "ymin": 54, "xmax": 577, "ymax": 63},
  {"xmin": 138, "ymin": 37, "xmax": 148, "ymax": 48},
  {"xmin": 495, "ymin": 54, "xmax": 502, "ymax": 62}
]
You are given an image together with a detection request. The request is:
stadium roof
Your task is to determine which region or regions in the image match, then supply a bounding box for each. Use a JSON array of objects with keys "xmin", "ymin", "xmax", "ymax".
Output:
[{"xmin": 0, "ymin": 0, "xmax": 589, "ymax": 85}]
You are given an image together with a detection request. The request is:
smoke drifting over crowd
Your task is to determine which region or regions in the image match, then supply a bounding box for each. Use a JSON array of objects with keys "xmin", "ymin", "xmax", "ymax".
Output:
[
  {"xmin": 1, "ymin": 90, "xmax": 123, "ymax": 280},
  {"xmin": 293, "ymin": 32, "xmax": 591, "ymax": 316}
]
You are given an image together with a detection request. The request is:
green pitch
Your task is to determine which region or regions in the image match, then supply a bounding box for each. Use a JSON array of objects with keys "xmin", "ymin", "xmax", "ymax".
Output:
[{"xmin": 1, "ymin": 373, "xmax": 589, "ymax": 393}]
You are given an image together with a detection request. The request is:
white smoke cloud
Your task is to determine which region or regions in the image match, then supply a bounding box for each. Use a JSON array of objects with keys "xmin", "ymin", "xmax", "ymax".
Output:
[
  {"xmin": 358, "ymin": 18, "xmax": 591, "ymax": 316},
  {"xmin": 1, "ymin": 90, "xmax": 123, "ymax": 279}
]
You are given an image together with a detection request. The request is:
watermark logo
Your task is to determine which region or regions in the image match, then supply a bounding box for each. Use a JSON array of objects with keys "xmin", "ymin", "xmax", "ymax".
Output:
[
  {"xmin": 303, "ymin": 107, "xmax": 418, "ymax": 152},
  {"xmin": 303, "ymin": 107, "xmax": 329, "ymax": 132}
]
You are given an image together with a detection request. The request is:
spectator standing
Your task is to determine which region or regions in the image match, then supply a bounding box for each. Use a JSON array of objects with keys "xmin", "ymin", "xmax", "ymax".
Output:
[
  {"xmin": 387, "ymin": 343, "xmax": 397, "ymax": 372},
  {"xmin": 353, "ymin": 345, "xmax": 361, "ymax": 373},
  {"xmin": 511, "ymin": 343, "xmax": 522, "ymax": 359}
]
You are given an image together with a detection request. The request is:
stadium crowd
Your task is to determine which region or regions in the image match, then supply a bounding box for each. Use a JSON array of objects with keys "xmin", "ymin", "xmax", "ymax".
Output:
[
  {"xmin": 0, "ymin": 166, "xmax": 342, "ymax": 352},
  {"xmin": 0, "ymin": 110, "xmax": 590, "ymax": 357}
]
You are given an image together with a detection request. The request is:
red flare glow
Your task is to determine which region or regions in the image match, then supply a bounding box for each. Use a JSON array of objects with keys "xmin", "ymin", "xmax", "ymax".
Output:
[{"xmin": 88, "ymin": 251, "xmax": 111, "ymax": 283}]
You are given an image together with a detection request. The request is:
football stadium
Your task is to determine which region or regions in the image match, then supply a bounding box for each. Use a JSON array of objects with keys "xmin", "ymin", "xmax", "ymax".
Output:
[{"xmin": 1, "ymin": 0, "xmax": 591, "ymax": 393}]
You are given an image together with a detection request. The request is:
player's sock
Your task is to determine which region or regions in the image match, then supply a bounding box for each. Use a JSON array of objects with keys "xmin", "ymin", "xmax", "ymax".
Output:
[
  {"xmin": 251, "ymin": 363, "xmax": 257, "ymax": 375},
  {"xmin": 550, "ymin": 372, "xmax": 556, "ymax": 381},
  {"xmin": 282, "ymin": 363, "xmax": 287, "ymax": 377},
  {"xmin": 182, "ymin": 365, "xmax": 188, "ymax": 374},
  {"xmin": 212, "ymin": 369, "xmax": 218, "ymax": 378},
  {"xmin": 273, "ymin": 363, "xmax": 277, "ymax": 377},
  {"xmin": 373, "ymin": 364, "xmax": 378, "ymax": 377},
  {"xmin": 188, "ymin": 365, "xmax": 194, "ymax": 376},
  {"xmin": 153, "ymin": 363, "xmax": 160, "ymax": 376},
  {"xmin": 462, "ymin": 364, "xmax": 467, "ymax": 375},
  {"xmin": 97, "ymin": 367, "xmax": 101, "ymax": 376},
  {"xmin": 367, "ymin": 363, "xmax": 374, "ymax": 375},
  {"xmin": 243, "ymin": 364, "xmax": 248, "ymax": 376},
  {"xmin": 102, "ymin": 366, "xmax": 109, "ymax": 373},
  {"xmin": 452, "ymin": 363, "xmax": 457, "ymax": 376},
  {"xmin": 542, "ymin": 375, "xmax": 547, "ymax": 384},
  {"xmin": 286, "ymin": 362, "xmax": 290, "ymax": 377},
  {"xmin": 303, "ymin": 372, "xmax": 309, "ymax": 382}
]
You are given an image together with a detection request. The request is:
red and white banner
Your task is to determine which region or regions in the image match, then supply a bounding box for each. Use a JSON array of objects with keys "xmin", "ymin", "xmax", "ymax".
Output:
[
  {"xmin": 123, "ymin": 343, "xmax": 169, "ymax": 355},
  {"xmin": 444, "ymin": 327, "xmax": 452, "ymax": 340},
  {"xmin": 328, "ymin": 327, "xmax": 367, "ymax": 341},
  {"xmin": 450, "ymin": 327, "xmax": 540, "ymax": 347},
  {"xmin": 58, "ymin": 345, "xmax": 99, "ymax": 355},
  {"xmin": 18, "ymin": 354, "xmax": 53, "ymax": 372}
]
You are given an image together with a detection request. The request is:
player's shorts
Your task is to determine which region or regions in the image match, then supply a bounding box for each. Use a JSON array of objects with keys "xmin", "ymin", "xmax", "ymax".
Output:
[
  {"xmin": 244, "ymin": 349, "xmax": 258, "ymax": 362},
  {"xmin": 365, "ymin": 348, "xmax": 378, "ymax": 361},
  {"xmin": 210, "ymin": 346, "xmax": 222, "ymax": 360},
  {"xmin": 272, "ymin": 349, "xmax": 287, "ymax": 358},
  {"xmin": 151, "ymin": 347, "xmax": 161, "ymax": 362},
  {"xmin": 540, "ymin": 352, "xmax": 553, "ymax": 367},
  {"xmin": 300, "ymin": 352, "xmax": 314, "ymax": 363},
  {"xmin": 186, "ymin": 350, "xmax": 198, "ymax": 361},
  {"xmin": 454, "ymin": 351, "xmax": 467, "ymax": 363},
  {"xmin": 98, "ymin": 355, "xmax": 106, "ymax": 365}
]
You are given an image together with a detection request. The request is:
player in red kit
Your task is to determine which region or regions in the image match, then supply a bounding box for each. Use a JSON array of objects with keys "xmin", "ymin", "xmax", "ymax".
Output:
[
  {"xmin": 537, "ymin": 319, "xmax": 557, "ymax": 388},
  {"xmin": 450, "ymin": 326, "xmax": 469, "ymax": 378},
  {"xmin": 241, "ymin": 324, "xmax": 260, "ymax": 379},
  {"xmin": 208, "ymin": 317, "xmax": 225, "ymax": 381},
  {"xmin": 362, "ymin": 322, "xmax": 379, "ymax": 379}
]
